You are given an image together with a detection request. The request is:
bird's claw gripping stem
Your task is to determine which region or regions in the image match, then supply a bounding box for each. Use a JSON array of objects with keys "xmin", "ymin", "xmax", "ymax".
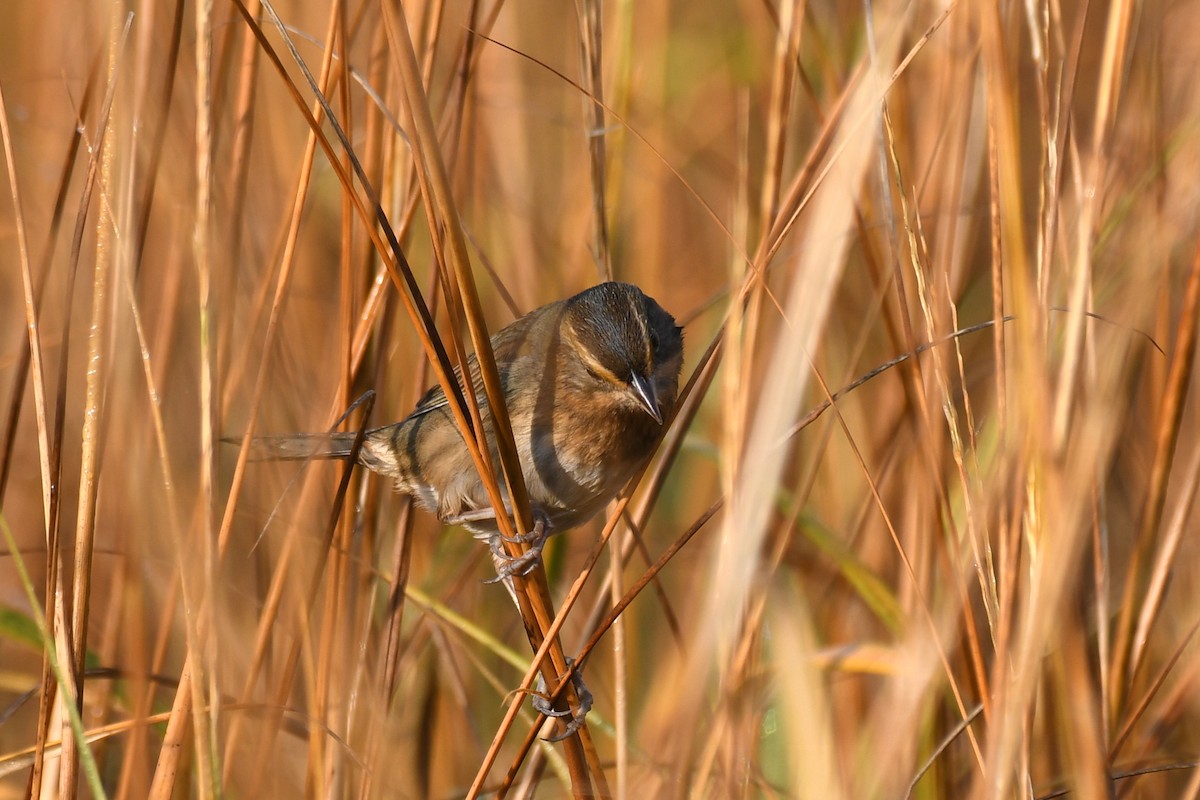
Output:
[
  {"xmin": 485, "ymin": 511, "xmax": 551, "ymax": 581},
  {"xmin": 532, "ymin": 658, "xmax": 593, "ymax": 742}
]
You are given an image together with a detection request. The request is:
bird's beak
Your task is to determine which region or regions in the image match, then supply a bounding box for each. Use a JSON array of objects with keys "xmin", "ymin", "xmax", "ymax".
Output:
[{"xmin": 629, "ymin": 372, "xmax": 663, "ymax": 424}]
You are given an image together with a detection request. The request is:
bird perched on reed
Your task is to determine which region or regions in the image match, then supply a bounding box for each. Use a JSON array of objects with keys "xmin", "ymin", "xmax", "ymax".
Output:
[
  {"xmin": 245, "ymin": 282, "xmax": 682, "ymax": 737},
  {"xmin": 251, "ymin": 282, "xmax": 683, "ymax": 573}
]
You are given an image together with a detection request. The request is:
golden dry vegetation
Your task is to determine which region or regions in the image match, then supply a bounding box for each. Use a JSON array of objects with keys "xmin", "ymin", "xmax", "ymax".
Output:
[{"xmin": 2, "ymin": 0, "xmax": 1200, "ymax": 797}]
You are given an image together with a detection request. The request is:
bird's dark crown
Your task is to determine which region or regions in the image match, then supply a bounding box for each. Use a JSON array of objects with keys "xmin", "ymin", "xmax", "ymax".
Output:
[{"xmin": 563, "ymin": 282, "xmax": 683, "ymax": 386}]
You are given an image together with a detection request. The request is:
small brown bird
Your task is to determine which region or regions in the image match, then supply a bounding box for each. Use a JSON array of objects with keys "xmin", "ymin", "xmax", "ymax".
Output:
[
  {"xmin": 248, "ymin": 282, "xmax": 681, "ymax": 739},
  {"xmin": 252, "ymin": 281, "xmax": 683, "ymax": 576}
]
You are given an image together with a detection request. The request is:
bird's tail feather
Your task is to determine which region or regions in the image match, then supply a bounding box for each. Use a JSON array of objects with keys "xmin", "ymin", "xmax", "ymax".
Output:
[{"xmin": 232, "ymin": 432, "xmax": 360, "ymax": 462}]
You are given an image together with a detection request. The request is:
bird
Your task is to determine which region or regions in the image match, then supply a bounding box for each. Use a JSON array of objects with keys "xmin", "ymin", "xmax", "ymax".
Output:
[
  {"xmin": 244, "ymin": 282, "xmax": 682, "ymax": 738},
  {"xmin": 250, "ymin": 281, "xmax": 683, "ymax": 568}
]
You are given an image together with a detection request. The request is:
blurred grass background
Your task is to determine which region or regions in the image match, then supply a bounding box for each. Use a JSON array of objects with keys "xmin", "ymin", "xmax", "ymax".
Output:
[{"xmin": 3, "ymin": 0, "xmax": 1200, "ymax": 797}]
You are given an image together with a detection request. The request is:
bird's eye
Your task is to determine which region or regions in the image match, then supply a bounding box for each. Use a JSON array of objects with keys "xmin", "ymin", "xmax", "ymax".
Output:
[{"xmin": 649, "ymin": 330, "xmax": 659, "ymax": 351}]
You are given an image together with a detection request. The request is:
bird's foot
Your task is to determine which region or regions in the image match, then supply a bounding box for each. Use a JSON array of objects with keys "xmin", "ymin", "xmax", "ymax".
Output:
[
  {"xmin": 497, "ymin": 509, "xmax": 550, "ymax": 545},
  {"xmin": 532, "ymin": 658, "xmax": 593, "ymax": 742},
  {"xmin": 444, "ymin": 506, "xmax": 553, "ymax": 582},
  {"xmin": 483, "ymin": 510, "xmax": 552, "ymax": 582}
]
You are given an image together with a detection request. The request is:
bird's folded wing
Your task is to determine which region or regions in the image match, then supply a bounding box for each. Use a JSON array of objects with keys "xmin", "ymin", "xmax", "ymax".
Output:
[{"xmin": 406, "ymin": 304, "xmax": 550, "ymax": 421}]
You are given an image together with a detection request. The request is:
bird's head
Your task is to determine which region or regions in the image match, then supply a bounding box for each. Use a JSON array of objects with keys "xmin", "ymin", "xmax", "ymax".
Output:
[{"xmin": 562, "ymin": 282, "xmax": 684, "ymax": 425}]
